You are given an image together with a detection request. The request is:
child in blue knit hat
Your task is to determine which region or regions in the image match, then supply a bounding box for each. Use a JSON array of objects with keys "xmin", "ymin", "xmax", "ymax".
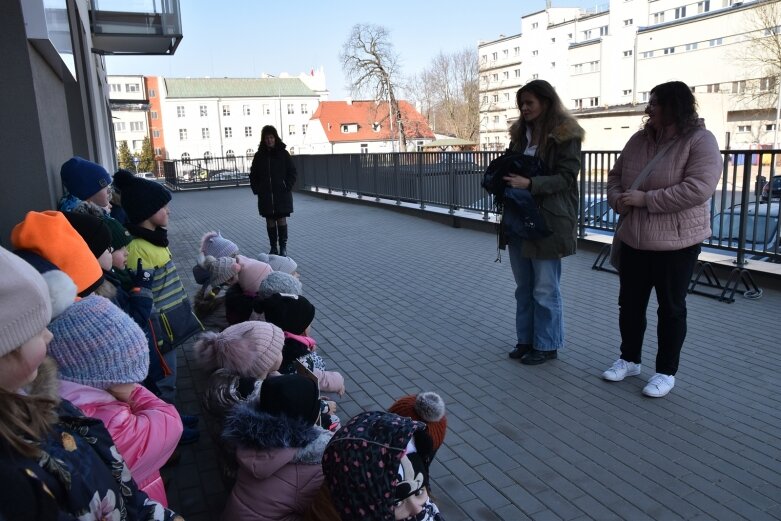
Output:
[{"xmin": 58, "ymin": 156, "xmax": 114, "ymax": 213}]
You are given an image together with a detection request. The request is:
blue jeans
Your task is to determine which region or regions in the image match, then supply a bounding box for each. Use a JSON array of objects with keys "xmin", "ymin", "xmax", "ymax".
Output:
[{"xmin": 508, "ymin": 241, "xmax": 564, "ymax": 351}]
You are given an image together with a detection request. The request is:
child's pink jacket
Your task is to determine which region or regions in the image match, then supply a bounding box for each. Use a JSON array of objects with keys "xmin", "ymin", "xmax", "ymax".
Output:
[{"xmin": 59, "ymin": 381, "xmax": 183, "ymax": 506}]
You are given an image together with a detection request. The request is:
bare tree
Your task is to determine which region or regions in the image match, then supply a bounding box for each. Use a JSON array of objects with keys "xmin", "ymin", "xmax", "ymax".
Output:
[
  {"xmin": 341, "ymin": 24, "xmax": 407, "ymax": 149},
  {"xmin": 412, "ymin": 48, "xmax": 480, "ymax": 142}
]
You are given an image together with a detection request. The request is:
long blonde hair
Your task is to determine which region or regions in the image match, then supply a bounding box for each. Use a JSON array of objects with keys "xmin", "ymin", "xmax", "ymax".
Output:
[{"xmin": 0, "ymin": 356, "xmax": 59, "ymax": 458}]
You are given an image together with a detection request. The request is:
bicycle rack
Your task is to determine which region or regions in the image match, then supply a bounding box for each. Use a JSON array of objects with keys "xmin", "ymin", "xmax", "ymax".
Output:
[{"xmin": 592, "ymin": 244, "xmax": 617, "ymax": 274}]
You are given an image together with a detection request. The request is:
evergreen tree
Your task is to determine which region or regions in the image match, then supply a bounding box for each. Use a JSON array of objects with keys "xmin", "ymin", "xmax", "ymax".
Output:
[
  {"xmin": 117, "ymin": 141, "xmax": 134, "ymax": 171},
  {"xmin": 138, "ymin": 136, "xmax": 155, "ymax": 173}
]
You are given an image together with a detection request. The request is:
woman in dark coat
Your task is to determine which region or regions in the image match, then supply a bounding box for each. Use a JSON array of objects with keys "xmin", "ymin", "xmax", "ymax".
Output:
[{"xmin": 250, "ymin": 125, "xmax": 297, "ymax": 256}]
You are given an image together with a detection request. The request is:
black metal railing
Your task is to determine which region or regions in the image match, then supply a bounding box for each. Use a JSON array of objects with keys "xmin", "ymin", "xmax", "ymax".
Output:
[{"xmin": 156, "ymin": 150, "xmax": 781, "ymax": 264}]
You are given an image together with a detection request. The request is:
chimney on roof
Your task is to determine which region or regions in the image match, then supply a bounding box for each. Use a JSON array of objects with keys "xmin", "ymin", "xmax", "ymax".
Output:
[{"xmin": 345, "ymin": 96, "xmax": 352, "ymax": 105}]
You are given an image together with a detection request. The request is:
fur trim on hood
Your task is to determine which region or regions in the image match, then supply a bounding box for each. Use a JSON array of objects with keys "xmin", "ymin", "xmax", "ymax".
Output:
[
  {"xmin": 223, "ymin": 402, "xmax": 331, "ymax": 463},
  {"xmin": 509, "ymin": 117, "xmax": 584, "ymax": 147},
  {"xmin": 24, "ymin": 357, "xmax": 61, "ymax": 402},
  {"xmin": 92, "ymin": 278, "xmax": 117, "ymax": 300}
]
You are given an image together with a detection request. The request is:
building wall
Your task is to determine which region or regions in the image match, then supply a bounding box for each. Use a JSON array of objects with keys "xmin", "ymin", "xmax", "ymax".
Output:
[
  {"xmin": 478, "ymin": 0, "xmax": 776, "ymax": 151},
  {"xmin": 0, "ymin": 0, "xmax": 113, "ymax": 243},
  {"xmin": 161, "ymin": 89, "xmax": 321, "ymax": 163},
  {"xmin": 145, "ymin": 76, "xmax": 166, "ymax": 168}
]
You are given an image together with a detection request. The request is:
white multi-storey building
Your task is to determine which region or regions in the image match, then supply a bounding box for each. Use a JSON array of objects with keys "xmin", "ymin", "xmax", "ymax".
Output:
[
  {"xmin": 479, "ymin": 0, "xmax": 778, "ymax": 150},
  {"xmin": 108, "ymin": 75, "xmax": 150, "ymax": 155},
  {"xmin": 159, "ymin": 72, "xmax": 328, "ymax": 163}
]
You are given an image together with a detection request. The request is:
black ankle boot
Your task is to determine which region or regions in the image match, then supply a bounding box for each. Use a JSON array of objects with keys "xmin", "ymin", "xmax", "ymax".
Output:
[
  {"xmin": 278, "ymin": 224, "xmax": 288, "ymax": 256},
  {"xmin": 267, "ymin": 226, "xmax": 279, "ymax": 255}
]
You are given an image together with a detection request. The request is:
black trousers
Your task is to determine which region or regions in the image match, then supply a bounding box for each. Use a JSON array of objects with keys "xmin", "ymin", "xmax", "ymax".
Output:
[{"xmin": 618, "ymin": 242, "xmax": 700, "ymax": 376}]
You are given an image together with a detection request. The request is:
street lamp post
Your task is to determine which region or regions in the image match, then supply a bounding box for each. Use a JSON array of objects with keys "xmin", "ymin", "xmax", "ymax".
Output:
[{"xmin": 267, "ymin": 74, "xmax": 284, "ymax": 141}]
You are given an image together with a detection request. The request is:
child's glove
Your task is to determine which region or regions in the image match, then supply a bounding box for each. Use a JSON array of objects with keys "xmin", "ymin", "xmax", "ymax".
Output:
[{"xmin": 132, "ymin": 258, "xmax": 155, "ymax": 290}]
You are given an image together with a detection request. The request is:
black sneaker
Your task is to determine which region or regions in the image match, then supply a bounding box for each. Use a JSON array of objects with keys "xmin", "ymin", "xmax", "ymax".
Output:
[
  {"xmin": 520, "ymin": 349, "xmax": 557, "ymax": 365},
  {"xmin": 509, "ymin": 343, "xmax": 532, "ymax": 359}
]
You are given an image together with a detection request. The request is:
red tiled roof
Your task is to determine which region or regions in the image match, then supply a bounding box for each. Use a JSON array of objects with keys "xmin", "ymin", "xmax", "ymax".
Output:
[{"xmin": 311, "ymin": 100, "xmax": 434, "ymax": 143}]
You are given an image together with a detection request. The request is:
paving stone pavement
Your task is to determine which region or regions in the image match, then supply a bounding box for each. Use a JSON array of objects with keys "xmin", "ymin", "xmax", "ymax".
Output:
[{"xmin": 160, "ymin": 186, "xmax": 781, "ymax": 521}]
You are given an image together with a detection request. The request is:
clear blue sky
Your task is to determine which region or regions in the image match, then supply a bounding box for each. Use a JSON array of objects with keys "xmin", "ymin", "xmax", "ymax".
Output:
[{"xmin": 106, "ymin": 1, "xmax": 605, "ymax": 99}]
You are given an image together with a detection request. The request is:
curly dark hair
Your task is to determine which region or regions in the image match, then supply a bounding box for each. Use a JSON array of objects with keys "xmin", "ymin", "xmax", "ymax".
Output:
[{"xmin": 647, "ymin": 81, "xmax": 700, "ymax": 133}]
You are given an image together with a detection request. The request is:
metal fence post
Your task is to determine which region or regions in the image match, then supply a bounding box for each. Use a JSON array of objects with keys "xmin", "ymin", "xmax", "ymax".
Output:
[
  {"xmin": 735, "ymin": 151, "xmax": 752, "ymax": 266},
  {"xmin": 418, "ymin": 153, "xmax": 425, "ymax": 210},
  {"xmin": 578, "ymin": 151, "xmax": 587, "ymax": 239},
  {"xmin": 448, "ymin": 154, "xmax": 456, "ymax": 215},
  {"xmin": 373, "ymin": 155, "xmax": 380, "ymax": 202}
]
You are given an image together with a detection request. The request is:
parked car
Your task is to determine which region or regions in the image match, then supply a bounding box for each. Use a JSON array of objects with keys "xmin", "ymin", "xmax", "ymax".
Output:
[
  {"xmin": 581, "ymin": 196, "xmax": 617, "ymax": 229},
  {"xmin": 760, "ymin": 175, "xmax": 781, "ymax": 202},
  {"xmin": 710, "ymin": 202, "xmax": 780, "ymax": 260}
]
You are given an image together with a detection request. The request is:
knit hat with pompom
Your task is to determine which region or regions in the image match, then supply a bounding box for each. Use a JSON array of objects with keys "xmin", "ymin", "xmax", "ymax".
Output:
[
  {"xmin": 388, "ymin": 391, "xmax": 448, "ymax": 450},
  {"xmin": 194, "ymin": 321, "xmax": 284, "ymax": 379}
]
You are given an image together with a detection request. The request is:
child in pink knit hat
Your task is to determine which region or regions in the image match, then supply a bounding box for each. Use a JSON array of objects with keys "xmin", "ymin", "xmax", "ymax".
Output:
[{"xmin": 224, "ymin": 256, "xmax": 273, "ymax": 326}]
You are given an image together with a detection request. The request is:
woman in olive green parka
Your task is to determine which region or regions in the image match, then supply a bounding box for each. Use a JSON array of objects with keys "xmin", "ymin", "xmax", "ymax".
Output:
[{"xmin": 503, "ymin": 79, "xmax": 585, "ymax": 366}]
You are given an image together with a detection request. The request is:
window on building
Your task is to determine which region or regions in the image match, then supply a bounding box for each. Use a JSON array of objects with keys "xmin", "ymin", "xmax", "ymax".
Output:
[
  {"xmin": 685, "ymin": 42, "xmax": 699, "ymax": 51},
  {"xmin": 148, "ymin": 89, "xmax": 156, "ymax": 97},
  {"xmin": 765, "ymin": 25, "xmax": 781, "ymax": 36},
  {"xmin": 623, "ymin": 50, "xmax": 633, "ymax": 57},
  {"xmin": 493, "ymin": 116, "xmax": 500, "ymax": 123},
  {"xmin": 130, "ymin": 121, "xmax": 144, "ymax": 132},
  {"xmin": 706, "ymin": 83, "xmax": 720, "ymax": 93},
  {"xmin": 514, "ymin": 46, "xmax": 520, "ymax": 55},
  {"xmin": 760, "ymin": 77, "xmax": 777, "ymax": 91},
  {"xmin": 114, "ymin": 122, "xmax": 126, "ymax": 132},
  {"xmin": 642, "ymin": 51, "xmax": 654, "ymax": 59},
  {"xmin": 698, "ymin": 0, "xmax": 710, "ymax": 13},
  {"xmin": 179, "ymin": 129, "xmax": 187, "ymax": 141},
  {"xmin": 181, "ymin": 152, "xmax": 190, "ymax": 162},
  {"xmin": 301, "ymin": 103, "xmax": 308, "ymax": 114},
  {"xmin": 154, "ymin": 148, "xmax": 162, "ymax": 156},
  {"xmin": 767, "ymin": 124, "xmax": 777, "ymax": 131},
  {"xmin": 583, "ymin": 29, "xmax": 592, "ymax": 39},
  {"xmin": 574, "ymin": 99, "xmax": 583, "ymax": 109},
  {"xmin": 551, "ymin": 62, "xmax": 556, "ymax": 68},
  {"xmin": 652, "ymin": 12, "xmax": 664, "ymax": 24},
  {"xmin": 246, "ymin": 149, "xmax": 254, "ymax": 158},
  {"xmin": 492, "ymin": 52, "xmax": 497, "ymax": 60},
  {"xmin": 203, "ymin": 151, "xmax": 213, "ymax": 162},
  {"xmin": 737, "ymin": 125, "xmax": 751, "ymax": 133},
  {"xmin": 675, "ymin": 6, "xmax": 686, "ymax": 19},
  {"xmin": 664, "ymin": 47, "xmax": 675, "ymax": 54},
  {"xmin": 514, "ymin": 69, "xmax": 521, "ymax": 77},
  {"xmin": 551, "ymin": 37, "xmax": 556, "ymax": 43},
  {"xmin": 242, "ymin": 105, "xmax": 251, "ymax": 116},
  {"xmin": 245, "ymin": 126, "xmax": 253, "ymax": 137},
  {"xmin": 302, "ymin": 124, "xmax": 308, "ymax": 135},
  {"xmin": 624, "ymin": 19, "xmax": 633, "ymax": 26},
  {"xmin": 482, "ymin": 95, "xmax": 488, "ymax": 103},
  {"xmin": 573, "ymin": 63, "xmax": 583, "ymax": 73},
  {"xmin": 493, "ymin": 94, "xmax": 499, "ymax": 102},
  {"xmin": 567, "ymin": 33, "xmax": 573, "ymax": 40},
  {"xmin": 126, "ymin": 83, "xmax": 140, "ymax": 92},
  {"xmin": 709, "ymin": 38, "xmax": 723, "ymax": 47},
  {"xmin": 503, "ymin": 71, "xmax": 509, "ymax": 79},
  {"xmin": 641, "ymin": 91, "xmax": 650, "ymax": 102},
  {"xmin": 152, "ymin": 130, "xmax": 160, "ymax": 138},
  {"xmin": 223, "ymin": 105, "xmax": 231, "ymax": 116},
  {"xmin": 503, "ymin": 49, "xmax": 508, "ymax": 58},
  {"xmin": 589, "ymin": 61, "xmax": 599, "ymax": 72},
  {"xmin": 226, "ymin": 150, "xmax": 235, "ymax": 160},
  {"xmin": 532, "ymin": 73, "xmax": 539, "ymax": 79},
  {"xmin": 151, "ymin": 111, "xmax": 158, "ymax": 120},
  {"xmin": 481, "ymin": 54, "xmax": 487, "ymax": 63},
  {"xmin": 110, "ymin": 84, "xmax": 121, "ymax": 93},
  {"xmin": 200, "ymin": 105, "xmax": 208, "ymax": 117},
  {"xmin": 599, "ymin": 26, "xmax": 608, "ymax": 36},
  {"xmin": 589, "ymin": 97, "xmax": 600, "ymax": 107},
  {"xmin": 263, "ymin": 104, "xmax": 270, "ymax": 115},
  {"xmin": 732, "ymin": 81, "xmax": 746, "ymax": 94},
  {"xmin": 623, "ymin": 89, "xmax": 632, "ymax": 95},
  {"xmin": 176, "ymin": 106, "xmax": 185, "ymax": 117},
  {"xmin": 492, "ymin": 73, "xmax": 498, "ymax": 81},
  {"xmin": 202, "ymin": 128, "xmax": 209, "ymax": 139},
  {"xmin": 288, "ymin": 125, "xmax": 296, "ymax": 135},
  {"xmin": 287, "ymin": 104, "xmax": 294, "ymax": 114},
  {"xmin": 532, "ymin": 50, "xmax": 538, "ymax": 56},
  {"xmin": 532, "ymin": 22, "xmax": 538, "ymax": 29},
  {"xmin": 224, "ymin": 127, "xmax": 232, "ymax": 138},
  {"xmin": 504, "ymin": 92, "xmax": 510, "ymax": 101},
  {"xmin": 360, "ymin": 144, "xmax": 369, "ymax": 154}
]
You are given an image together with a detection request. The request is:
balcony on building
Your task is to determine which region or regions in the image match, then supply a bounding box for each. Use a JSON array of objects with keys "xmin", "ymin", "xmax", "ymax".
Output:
[{"xmin": 90, "ymin": 0, "xmax": 182, "ymax": 55}]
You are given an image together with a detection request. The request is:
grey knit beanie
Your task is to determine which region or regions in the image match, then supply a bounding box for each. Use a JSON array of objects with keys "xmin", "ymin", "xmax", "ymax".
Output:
[
  {"xmin": 258, "ymin": 253, "xmax": 298, "ymax": 275},
  {"xmin": 257, "ymin": 272, "xmax": 303, "ymax": 300},
  {"xmin": 0, "ymin": 247, "xmax": 52, "ymax": 357},
  {"xmin": 47, "ymin": 295, "xmax": 149, "ymax": 389}
]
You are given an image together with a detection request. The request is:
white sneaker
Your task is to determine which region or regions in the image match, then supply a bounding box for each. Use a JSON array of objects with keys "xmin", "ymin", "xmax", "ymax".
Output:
[
  {"xmin": 602, "ymin": 359, "xmax": 641, "ymax": 382},
  {"xmin": 642, "ymin": 373, "xmax": 675, "ymax": 398}
]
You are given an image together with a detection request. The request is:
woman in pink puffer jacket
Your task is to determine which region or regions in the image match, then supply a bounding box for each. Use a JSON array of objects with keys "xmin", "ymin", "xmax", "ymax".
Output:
[{"xmin": 603, "ymin": 81, "xmax": 722, "ymax": 398}]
